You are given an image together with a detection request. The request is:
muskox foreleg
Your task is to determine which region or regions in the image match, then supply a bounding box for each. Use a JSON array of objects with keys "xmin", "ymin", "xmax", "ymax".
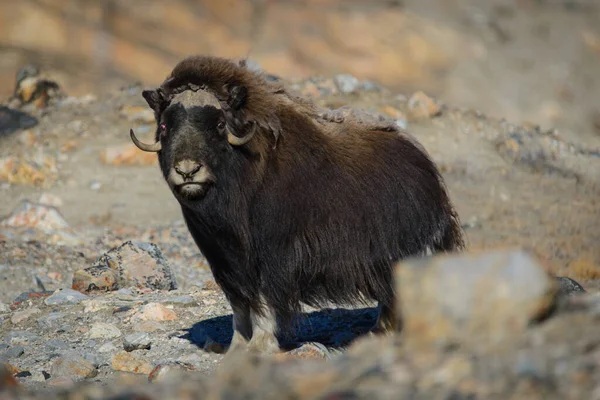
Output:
[
  {"xmin": 246, "ymin": 297, "xmax": 281, "ymax": 354},
  {"xmin": 227, "ymin": 304, "xmax": 253, "ymax": 353}
]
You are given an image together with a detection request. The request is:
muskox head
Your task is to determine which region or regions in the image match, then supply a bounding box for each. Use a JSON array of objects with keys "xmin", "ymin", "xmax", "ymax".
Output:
[{"xmin": 130, "ymin": 84, "xmax": 256, "ymax": 202}]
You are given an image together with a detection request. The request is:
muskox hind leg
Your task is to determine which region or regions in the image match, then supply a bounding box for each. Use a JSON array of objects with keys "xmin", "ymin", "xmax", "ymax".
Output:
[
  {"xmin": 246, "ymin": 297, "xmax": 281, "ymax": 354},
  {"xmin": 370, "ymin": 303, "xmax": 397, "ymax": 335}
]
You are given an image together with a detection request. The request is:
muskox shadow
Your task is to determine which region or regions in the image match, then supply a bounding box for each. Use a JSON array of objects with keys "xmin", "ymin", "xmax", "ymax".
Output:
[{"xmin": 182, "ymin": 306, "xmax": 379, "ymax": 352}]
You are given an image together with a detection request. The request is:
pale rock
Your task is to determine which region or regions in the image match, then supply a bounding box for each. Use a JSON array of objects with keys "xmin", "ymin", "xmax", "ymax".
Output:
[
  {"xmin": 98, "ymin": 342, "xmax": 118, "ymax": 353},
  {"xmin": 123, "ymin": 332, "xmax": 152, "ymax": 352},
  {"xmin": 11, "ymin": 307, "xmax": 41, "ymax": 324},
  {"xmin": 38, "ymin": 193, "xmax": 63, "ymax": 208},
  {"xmin": 44, "ymin": 289, "xmax": 88, "ymax": 306},
  {"xmin": 88, "ymin": 323, "xmax": 122, "ymax": 339},
  {"xmin": 132, "ymin": 302, "xmax": 177, "ymax": 322}
]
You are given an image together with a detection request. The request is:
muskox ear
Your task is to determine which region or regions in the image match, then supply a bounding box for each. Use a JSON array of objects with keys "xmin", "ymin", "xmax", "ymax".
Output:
[
  {"xmin": 142, "ymin": 89, "xmax": 162, "ymax": 112},
  {"xmin": 227, "ymin": 85, "xmax": 248, "ymax": 111}
]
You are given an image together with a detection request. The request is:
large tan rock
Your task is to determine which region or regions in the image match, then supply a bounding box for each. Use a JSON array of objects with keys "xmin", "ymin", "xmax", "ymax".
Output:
[{"xmin": 395, "ymin": 249, "xmax": 557, "ymax": 351}]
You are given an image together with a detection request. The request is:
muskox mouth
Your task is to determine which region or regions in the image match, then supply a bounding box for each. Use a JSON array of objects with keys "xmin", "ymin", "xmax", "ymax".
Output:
[{"xmin": 175, "ymin": 182, "xmax": 210, "ymax": 200}]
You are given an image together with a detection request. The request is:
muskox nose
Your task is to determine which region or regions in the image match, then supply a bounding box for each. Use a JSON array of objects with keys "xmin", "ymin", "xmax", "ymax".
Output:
[{"xmin": 174, "ymin": 160, "xmax": 201, "ymax": 180}]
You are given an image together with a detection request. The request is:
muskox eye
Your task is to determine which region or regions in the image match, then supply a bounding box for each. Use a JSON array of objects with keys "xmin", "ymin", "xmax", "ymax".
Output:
[{"xmin": 217, "ymin": 121, "xmax": 225, "ymax": 131}]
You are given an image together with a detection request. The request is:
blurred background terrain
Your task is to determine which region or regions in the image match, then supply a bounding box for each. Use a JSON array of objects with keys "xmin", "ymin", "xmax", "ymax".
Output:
[
  {"xmin": 1, "ymin": 0, "xmax": 599, "ymax": 146},
  {"xmin": 0, "ymin": 1, "xmax": 599, "ymax": 391}
]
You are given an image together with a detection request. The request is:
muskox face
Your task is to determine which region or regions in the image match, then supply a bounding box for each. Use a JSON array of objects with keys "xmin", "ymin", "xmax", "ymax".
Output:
[{"xmin": 130, "ymin": 87, "xmax": 255, "ymax": 203}]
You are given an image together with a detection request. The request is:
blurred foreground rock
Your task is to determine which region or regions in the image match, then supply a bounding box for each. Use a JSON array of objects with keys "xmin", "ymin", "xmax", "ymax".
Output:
[
  {"xmin": 1, "ymin": 248, "xmax": 598, "ymax": 399},
  {"xmin": 72, "ymin": 241, "xmax": 177, "ymax": 293}
]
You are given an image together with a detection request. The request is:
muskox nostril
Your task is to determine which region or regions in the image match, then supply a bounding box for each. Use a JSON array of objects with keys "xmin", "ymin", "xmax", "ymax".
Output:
[{"xmin": 174, "ymin": 161, "xmax": 201, "ymax": 179}]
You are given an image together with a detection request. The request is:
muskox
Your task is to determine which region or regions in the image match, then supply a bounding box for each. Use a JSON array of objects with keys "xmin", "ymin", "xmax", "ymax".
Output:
[{"xmin": 130, "ymin": 55, "xmax": 465, "ymax": 354}]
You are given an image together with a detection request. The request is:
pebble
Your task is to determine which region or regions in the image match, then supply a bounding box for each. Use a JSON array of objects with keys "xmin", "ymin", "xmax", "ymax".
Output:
[
  {"xmin": 82, "ymin": 299, "xmax": 112, "ymax": 313},
  {"xmin": 11, "ymin": 307, "xmax": 41, "ymax": 324},
  {"xmin": 177, "ymin": 353, "xmax": 208, "ymax": 368},
  {"xmin": 37, "ymin": 312, "xmax": 68, "ymax": 329},
  {"xmin": 556, "ymin": 277, "xmax": 586, "ymax": 297},
  {"xmin": 13, "ymin": 290, "xmax": 53, "ymax": 305},
  {"xmin": 163, "ymin": 295, "xmax": 197, "ymax": 308},
  {"xmin": 44, "ymin": 288, "xmax": 89, "ymax": 306},
  {"xmin": 111, "ymin": 351, "xmax": 154, "ymax": 375},
  {"xmin": 15, "ymin": 370, "xmax": 32, "ymax": 378},
  {"xmin": 133, "ymin": 321, "xmax": 164, "ymax": 333},
  {"xmin": 0, "ymin": 302, "xmax": 9, "ymax": 313},
  {"xmin": 333, "ymin": 74, "xmax": 360, "ymax": 94},
  {"xmin": 407, "ymin": 90, "xmax": 441, "ymax": 120},
  {"xmin": 38, "ymin": 193, "xmax": 64, "ymax": 208},
  {"xmin": 88, "ymin": 323, "xmax": 122, "ymax": 339},
  {"xmin": 30, "ymin": 371, "xmax": 48, "ymax": 382},
  {"xmin": 358, "ymin": 81, "xmax": 382, "ymax": 92},
  {"xmin": 45, "ymin": 339, "xmax": 69, "ymax": 351},
  {"xmin": 89, "ymin": 180, "xmax": 102, "ymax": 190},
  {"xmin": 6, "ymin": 331, "xmax": 40, "ymax": 345},
  {"xmin": 283, "ymin": 342, "xmax": 331, "ymax": 361},
  {"xmin": 1, "ymin": 346, "xmax": 25, "ymax": 360},
  {"xmin": 98, "ymin": 342, "xmax": 118, "ymax": 353},
  {"xmin": 83, "ymin": 353, "xmax": 103, "ymax": 368},
  {"xmin": 123, "ymin": 332, "xmax": 152, "ymax": 352},
  {"xmin": 133, "ymin": 302, "xmax": 178, "ymax": 322},
  {"xmin": 50, "ymin": 354, "xmax": 98, "ymax": 380}
]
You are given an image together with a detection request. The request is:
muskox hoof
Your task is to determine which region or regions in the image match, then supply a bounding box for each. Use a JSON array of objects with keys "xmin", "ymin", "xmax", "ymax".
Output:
[
  {"xmin": 225, "ymin": 331, "xmax": 250, "ymax": 354},
  {"xmin": 246, "ymin": 333, "xmax": 281, "ymax": 355}
]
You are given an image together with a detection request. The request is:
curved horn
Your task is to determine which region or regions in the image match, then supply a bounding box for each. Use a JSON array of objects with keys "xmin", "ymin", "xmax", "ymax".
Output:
[
  {"xmin": 130, "ymin": 129, "xmax": 162, "ymax": 152},
  {"xmin": 227, "ymin": 122, "xmax": 256, "ymax": 146}
]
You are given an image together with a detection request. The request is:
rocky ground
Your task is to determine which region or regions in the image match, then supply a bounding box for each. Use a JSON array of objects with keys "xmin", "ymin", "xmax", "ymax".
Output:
[{"xmin": 0, "ymin": 68, "xmax": 599, "ymax": 398}]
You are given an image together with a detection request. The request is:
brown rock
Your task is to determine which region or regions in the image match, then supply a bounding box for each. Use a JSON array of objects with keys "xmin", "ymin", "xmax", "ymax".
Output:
[
  {"xmin": 72, "ymin": 266, "xmax": 118, "ymax": 293},
  {"xmin": 73, "ymin": 241, "xmax": 177, "ymax": 293},
  {"xmin": 132, "ymin": 302, "xmax": 177, "ymax": 322},
  {"xmin": 407, "ymin": 90, "xmax": 441, "ymax": 120},
  {"xmin": 133, "ymin": 321, "xmax": 164, "ymax": 333},
  {"xmin": 112, "ymin": 351, "xmax": 154, "ymax": 375},
  {"xmin": 100, "ymin": 144, "xmax": 157, "ymax": 166},
  {"xmin": 50, "ymin": 354, "xmax": 97, "ymax": 381},
  {"xmin": 396, "ymin": 249, "xmax": 556, "ymax": 351}
]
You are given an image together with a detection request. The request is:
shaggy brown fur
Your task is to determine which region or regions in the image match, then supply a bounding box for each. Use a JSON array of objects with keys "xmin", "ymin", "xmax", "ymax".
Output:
[{"xmin": 137, "ymin": 55, "xmax": 465, "ymax": 352}]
